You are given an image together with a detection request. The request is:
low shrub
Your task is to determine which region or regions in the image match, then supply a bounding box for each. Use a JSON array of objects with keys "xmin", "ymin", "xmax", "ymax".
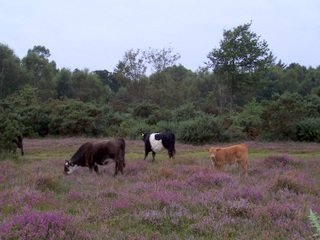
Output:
[
  {"xmin": 226, "ymin": 199, "xmax": 252, "ymax": 218},
  {"xmin": 296, "ymin": 117, "xmax": 320, "ymax": 142},
  {"xmin": 0, "ymin": 210, "xmax": 89, "ymax": 239},
  {"xmin": 264, "ymin": 154, "xmax": 297, "ymax": 168},
  {"xmin": 177, "ymin": 114, "xmax": 226, "ymax": 144},
  {"xmin": 32, "ymin": 173, "xmax": 67, "ymax": 194},
  {"xmin": 271, "ymin": 171, "xmax": 316, "ymax": 195}
]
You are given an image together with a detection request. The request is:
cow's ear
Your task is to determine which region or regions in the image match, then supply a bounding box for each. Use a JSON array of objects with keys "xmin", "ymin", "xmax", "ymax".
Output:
[{"xmin": 141, "ymin": 133, "xmax": 144, "ymax": 137}]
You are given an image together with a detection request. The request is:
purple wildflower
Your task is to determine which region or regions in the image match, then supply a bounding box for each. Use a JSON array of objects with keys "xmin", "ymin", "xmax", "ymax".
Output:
[{"xmin": 0, "ymin": 210, "xmax": 87, "ymax": 240}]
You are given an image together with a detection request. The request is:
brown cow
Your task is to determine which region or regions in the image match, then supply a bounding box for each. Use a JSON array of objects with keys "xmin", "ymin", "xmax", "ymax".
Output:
[
  {"xmin": 64, "ymin": 138, "xmax": 126, "ymax": 176},
  {"xmin": 208, "ymin": 143, "xmax": 248, "ymax": 176}
]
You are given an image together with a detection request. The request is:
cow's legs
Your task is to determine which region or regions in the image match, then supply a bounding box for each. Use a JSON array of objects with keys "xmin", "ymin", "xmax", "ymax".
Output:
[
  {"xmin": 114, "ymin": 162, "xmax": 119, "ymax": 177},
  {"xmin": 168, "ymin": 149, "xmax": 175, "ymax": 159},
  {"xmin": 152, "ymin": 151, "xmax": 156, "ymax": 161},
  {"xmin": 119, "ymin": 160, "xmax": 125, "ymax": 174},
  {"xmin": 93, "ymin": 164, "xmax": 99, "ymax": 174},
  {"xmin": 239, "ymin": 160, "xmax": 248, "ymax": 178},
  {"xmin": 86, "ymin": 149, "xmax": 94, "ymax": 173},
  {"xmin": 115, "ymin": 159, "xmax": 124, "ymax": 176},
  {"xmin": 144, "ymin": 150, "xmax": 149, "ymax": 160}
]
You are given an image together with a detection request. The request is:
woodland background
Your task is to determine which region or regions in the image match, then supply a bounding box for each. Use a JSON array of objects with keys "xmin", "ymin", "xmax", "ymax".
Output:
[{"xmin": 1, "ymin": 23, "xmax": 320, "ymax": 152}]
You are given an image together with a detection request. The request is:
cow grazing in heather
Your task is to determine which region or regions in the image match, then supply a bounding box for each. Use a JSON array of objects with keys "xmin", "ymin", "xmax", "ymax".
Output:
[
  {"xmin": 142, "ymin": 132, "xmax": 176, "ymax": 161},
  {"xmin": 208, "ymin": 143, "xmax": 248, "ymax": 176},
  {"xmin": 12, "ymin": 135, "xmax": 24, "ymax": 156},
  {"xmin": 64, "ymin": 138, "xmax": 126, "ymax": 176}
]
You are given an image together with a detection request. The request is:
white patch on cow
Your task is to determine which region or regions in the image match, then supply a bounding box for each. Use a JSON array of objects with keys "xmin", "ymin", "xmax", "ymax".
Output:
[
  {"xmin": 66, "ymin": 165, "xmax": 79, "ymax": 174},
  {"xmin": 102, "ymin": 158, "xmax": 112, "ymax": 165},
  {"xmin": 150, "ymin": 133, "xmax": 164, "ymax": 152}
]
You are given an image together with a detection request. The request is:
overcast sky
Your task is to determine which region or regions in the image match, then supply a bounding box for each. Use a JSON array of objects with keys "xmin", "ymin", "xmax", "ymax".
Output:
[{"xmin": 1, "ymin": 0, "xmax": 319, "ymax": 72}]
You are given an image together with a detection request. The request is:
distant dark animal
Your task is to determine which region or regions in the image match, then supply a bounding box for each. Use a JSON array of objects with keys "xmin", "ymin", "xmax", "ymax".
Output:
[
  {"xmin": 12, "ymin": 135, "xmax": 24, "ymax": 156},
  {"xmin": 142, "ymin": 132, "xmax": 176, "ymax": 161},
  {"xmin": 64, "ymin": 138, "xmax": 126, "ymax": 176}
]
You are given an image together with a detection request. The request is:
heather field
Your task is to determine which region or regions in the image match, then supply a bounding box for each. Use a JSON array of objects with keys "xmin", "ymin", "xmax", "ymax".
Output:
[{"xmin": 1, "ymin": 138, "xmax": 320, "ymax": 240}]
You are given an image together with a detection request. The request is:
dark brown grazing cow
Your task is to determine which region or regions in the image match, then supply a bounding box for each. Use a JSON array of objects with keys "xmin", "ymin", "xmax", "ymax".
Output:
[
  {"xmin": 12, "ymin": 135, "xmax": 24, "ymax": 156},
  {"xmin": 64, "ymin": 138, "xmax": 126, "ymax": 176}
]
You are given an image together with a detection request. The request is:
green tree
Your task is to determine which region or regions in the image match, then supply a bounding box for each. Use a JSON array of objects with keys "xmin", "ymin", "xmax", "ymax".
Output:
[
  {"xmin": 0, "ymin": 86, "xmax": 42, "ymax": 136},
  {"xmin": 56, "ymin": 68, "xmax": 73, "ymax": 98},
  {"xmin": 278, "ymin": 63, "xmax": 307, "ymax": 94},
  {"xmin": 299, "ymin": 66, "xmax": 320, "ymax": 96},
  {"xmin": 21, "ymin": 45, "xmax": 57, "ymax": 99},
  {"xmin": 261, "ymin": 92, "xmax": 305, "ymax": 140},
  {"xmin": 232, "ymin": 99, "xmax": 264, "ymax": 139},
  {"xmin": 48, "ymin": 99, "xmax": 103, "ymax": 135},
  {"xmin": 257, "ymin": 62, "xmax": 285, "ymax": 100},
  {"xmin": 114, "ymin": 49, "xmax": 146, "ymax": 81},
  {"xmin": 146, "ymin": 66, "xmax": 199, "ymax": 108},
  {"xmin": 206, "ymin": 22, "xmax": 275, "ymax": 110},
  {"xmin": 71, "ymin": 69, "xmax": 109, "ymax": 102},
  {"xmin": 143, "ymin": 46, "xmax": 181, "ymax": 73},
  {"xmin": 94, "ymin": 70, "xmax": 120, "ymax": 92},
  {"xmin": 0, "ymin": 43, "xmax": 23, "ymax": 99}
]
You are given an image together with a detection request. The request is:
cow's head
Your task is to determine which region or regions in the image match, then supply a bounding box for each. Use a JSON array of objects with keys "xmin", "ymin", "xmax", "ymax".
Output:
[
  {"xmin": 141, "ymin": 132, "xmax": 148, "ymax": 141},
  {"xmin": 208, "ymin": 147, "xmax": 221, "ymax": 162},
  {"xmin": 64, "ymin": 160, "xmax": 78, "ymax": 175}
]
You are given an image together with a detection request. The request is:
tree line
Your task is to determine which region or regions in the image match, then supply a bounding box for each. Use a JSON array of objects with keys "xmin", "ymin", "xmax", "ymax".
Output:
[{"xmin": 1, "ymin": 22, "xmax": 320, "ymax": 152}]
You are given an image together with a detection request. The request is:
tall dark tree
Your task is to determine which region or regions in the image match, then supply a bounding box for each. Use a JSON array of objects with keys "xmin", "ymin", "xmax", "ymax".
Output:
[
  {"xmin": 21, "ymin": 45, "xmax": 57, "ymax": 99},
  {"xmin": 56, "ymin": 68, "xmax": 73, "ymax": 98},
  {"xmin": 71, "ymin": 69, "xmax": 109, "ymax": 102},
  {"xmin": 94, "ymin": 70, "xmax": 120, "ymax": 92},
  {"xmin": 0, "ymin": 43, "xmax": 23, "ymax": 99},
  {"xmin": 300, "ymin": 66, "xmax": 320, "ymax": 96},
  {"xmin": 206, "ymin": 22, "xmax": 275, "ymax": 110}
]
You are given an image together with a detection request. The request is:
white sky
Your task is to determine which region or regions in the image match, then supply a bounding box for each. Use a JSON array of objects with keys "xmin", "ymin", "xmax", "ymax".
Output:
[{"xmin": 1, "ymin": 0, "xmax": 319, "ymax": 71}]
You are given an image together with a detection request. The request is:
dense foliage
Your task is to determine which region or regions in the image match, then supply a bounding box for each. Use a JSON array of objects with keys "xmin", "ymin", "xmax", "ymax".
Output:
[{"xmin": 1, "ymin": 22, "xmax": 320, "ymax": 152}]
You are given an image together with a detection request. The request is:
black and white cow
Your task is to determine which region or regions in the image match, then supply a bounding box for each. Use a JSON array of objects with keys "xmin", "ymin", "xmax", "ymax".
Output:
[
  {"xmin": 142, "ymin": 132, "xmax": 176, "ymax": 161},
  {"xmin": 64, "ymin": 138, "xmax": 126, "ymax": 176}
]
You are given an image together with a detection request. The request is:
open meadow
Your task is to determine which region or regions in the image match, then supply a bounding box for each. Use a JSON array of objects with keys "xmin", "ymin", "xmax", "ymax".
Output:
[{"xmin": 1, "ymin": 138, "xmax": 320, "ymax": 239}]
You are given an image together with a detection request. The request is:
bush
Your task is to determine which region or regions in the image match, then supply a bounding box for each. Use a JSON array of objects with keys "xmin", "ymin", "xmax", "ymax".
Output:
[
  {"xmin": 232, "ymin": 99, "xmax": 264, "ymax": 140},
  {"xmin": 261, "ymin": 92, "xmax": 305, "ymax": 140},
  {"xmin": 48, "ymin": 99, "xmax": 103, "ymax": 136},
  {"xmin": 296, "ymin": 117, "xmax": 320, "ymax": 142},
  {"xmin": 132, "ymin": 101, "xmax": 159, "ymax": 118},
  {"xmin": 177, "ymin": 114, "xmax": 227, "ymax": 144},
  {"xmin": 156, "ymin": 120, "xmax": 179, "ymax": 134},
  {"xmin": 33, "ymin": 173, "xmax": 67, "ymax": 194},
  {"xmin": 0, "ymin": 210, "xmax": 89, "ymax": 239},
  {"xmin": 0, "ymin": 114, "xmax": 23, "ymax": 154},
  {"xmin": 271, "ymin": 171, "xmax": 316, "ymax": 195},
  {"xmin": 126, "ymin": 120, "xmax": 152, "ymax": 139},
  {"xmin": 172, "ymin": 103, "xmax": 199, "ymax": 122}
]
